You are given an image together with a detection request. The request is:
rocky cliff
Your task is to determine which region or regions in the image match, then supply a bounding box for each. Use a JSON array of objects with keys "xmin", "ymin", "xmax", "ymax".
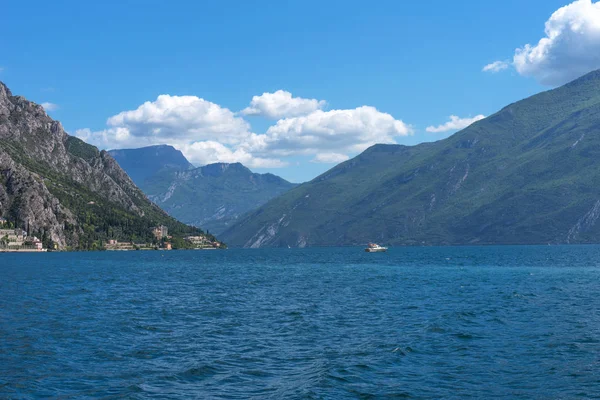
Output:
[{"xmin": 0, "ymin": 81, "xmax": 205, "ymax": 249}]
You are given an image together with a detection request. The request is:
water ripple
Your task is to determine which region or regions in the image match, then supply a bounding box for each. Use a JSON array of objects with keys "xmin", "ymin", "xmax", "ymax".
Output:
[{"xmin": 1, "ymin": 246, "xmax": 600, "ymax": 398}]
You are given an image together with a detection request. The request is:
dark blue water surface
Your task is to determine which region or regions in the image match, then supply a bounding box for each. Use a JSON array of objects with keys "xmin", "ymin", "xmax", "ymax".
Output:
[{"xmin": 1, "ymin": 246, "xmax": 600, "ymax": 399}]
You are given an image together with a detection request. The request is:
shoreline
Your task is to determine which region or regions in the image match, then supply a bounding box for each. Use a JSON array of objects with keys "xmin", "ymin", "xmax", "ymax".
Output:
[{"xmin": 0, "ymin": 249, "xmax": 48, "ymax": 253}]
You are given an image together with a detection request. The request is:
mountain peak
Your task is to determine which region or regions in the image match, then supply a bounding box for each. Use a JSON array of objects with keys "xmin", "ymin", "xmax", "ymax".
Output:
[
  {"xmin": 114, "ymin": 157, "xmax": 297, "ymax": 236},
  {"xmin": 0, "ymin": 82, "xmax": 204, "ymax": 250},
  {"xmin": 0, "ymin": 81, "xmax": 11, "ymax": 101},
  {"xmin": 109, "ymin": 144, "xmax": 184, "ymax": 156},
  {"xmin": 108, "ymin": 145, "xmax": 193, "ymax": 185},
  {"xmin": 0, "ymin": 82, "xmax": 10, "ymax": 118},
  {"xmin": 200, "ymin": 162, "xmax": 251, "ymax": 177},
  {"xmin": 222, "ymin": 70, "xmax": 600, "ymax": 248},
  {"xmin": 568, "ymin": 68, "xmax": 600, "ymax": 85}
]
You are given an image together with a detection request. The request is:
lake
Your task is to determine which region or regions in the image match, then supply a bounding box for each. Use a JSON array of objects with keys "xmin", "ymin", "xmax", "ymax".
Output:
[{"xmin": 1, "ymin": 246, "xmax": 600, "ymax": 398}]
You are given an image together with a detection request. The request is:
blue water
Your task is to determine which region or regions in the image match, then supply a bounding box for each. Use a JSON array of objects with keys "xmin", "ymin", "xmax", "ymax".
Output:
[{"xmin": 1, "ymin": 246, "xmax": 600, "ymax": 399}]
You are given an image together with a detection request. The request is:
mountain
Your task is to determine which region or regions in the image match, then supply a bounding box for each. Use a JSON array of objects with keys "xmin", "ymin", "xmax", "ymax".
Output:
[
  {"xmin": 222, "ymin": 69, "xmax": 600, "ymax": 248},
  {"xmin": 109, "ymin": 146, "xmax": 297, "ymax": 235},
  {"xmin": 108, "ymin": 145, "xmax": 193, "ymax": 185},
  {"xmin": 0, "ymin": 81, "xmax": 216, "ymax": 250},
  {"xmin": 119, "ymin": 156, "xmax": 297, "ymax": 235}
]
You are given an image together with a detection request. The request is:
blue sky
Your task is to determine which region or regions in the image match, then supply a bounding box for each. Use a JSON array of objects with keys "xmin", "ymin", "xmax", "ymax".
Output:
[{"xmin": 2, "ymin": 0, "xmax": 599, "ymax": 182}]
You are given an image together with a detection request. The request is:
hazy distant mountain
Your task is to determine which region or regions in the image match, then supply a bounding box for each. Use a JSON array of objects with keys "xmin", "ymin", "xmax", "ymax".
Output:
[
  {"xmin": 221, "ymin": 69, "xmax": 600, "ymax": 247},
  {"xmin": 108, "ymin": 145, "xmax": 193, "ymax": 185},
  {"xmin": 110, "ymin": 146, "xmax": 297, "ymax": 235},
  {"xmin": 145, "ymin": 163, "xmax": 298, "ymax": 235},
  {"xmin": 0, "ymin": 82, "xmax": 210, "ymax": 250}
]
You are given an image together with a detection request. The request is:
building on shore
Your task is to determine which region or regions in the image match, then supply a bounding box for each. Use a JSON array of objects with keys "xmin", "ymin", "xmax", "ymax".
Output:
[
  {"xmin": 104, "ymin": 239, "xmax": 170, "ymax": 251},
  {"xmin": 152, "ymin": 225, "xmax": 169, "ymax": 240},
  {"xmin": 185, "ymin": 235, "xmax": 221, "ymax": 249},
  {"xmin": 0, "ymin": 228, "xmax": 27, "ymax": 242},
  {"xmin": 185, "ymin": 235, "xmax": 208, "ymax": 245},
  {"xmin": 0, "ymin": 228, "xmax": 46, "ymax": 252},
  {"xmin": 104, "ymin": 240, "xmax": 135, "ymax": 251}
]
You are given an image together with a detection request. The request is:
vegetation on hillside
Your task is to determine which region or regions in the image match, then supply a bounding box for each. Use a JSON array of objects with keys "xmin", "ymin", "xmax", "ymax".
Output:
[
  {"xmin": 222, "ymin": 69, "xmax": 600, "ymax": 247},
  {"xmin": 0, "ymin": 131, "xmax": 219, "ymax": 251},
  {"xmin": 108, "ymin": 149, "xmax": 298, "ymax": 235}
]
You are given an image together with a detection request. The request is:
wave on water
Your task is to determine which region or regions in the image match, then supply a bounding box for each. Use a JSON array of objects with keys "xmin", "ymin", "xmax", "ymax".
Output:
[{"xmin": 1, "ymin": 246, "xmax": 600, "ymax": 398}]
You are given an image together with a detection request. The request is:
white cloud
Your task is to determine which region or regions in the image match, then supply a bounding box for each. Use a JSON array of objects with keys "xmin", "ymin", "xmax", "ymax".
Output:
[
  {"xmin": 426, "ymin": 115, "xmax": 485, "ymax": 133},
  {"xmin": 241, "ymin": 90, "xmax": 326, "ymax": 119},
  {"xmin": 76, "ymin": 94, "xmax": 412, "ymax": 170},
  {"xmin": 75, "ymin": 127, "xmax": 133, "ymax": 146},
  {"xmin": 482, "ymin": 61, "xmax": 509, "ymax": 73},
  {"xmin": 74, "ymin": 95, "xmax": 285, "ymax": 168},
  {"xmin": 311, "ymin": 152, "xmax": 350, "ymax": 164},
  {"xmin": 512, "ymin": 0, "xmax": 600, "ymax": 86},
  {"xmin": 77, "ymin": 125, "xmax": 286, "ymax": 168},
  {"xmin": 41, "ymin": 102, "xmax": 58, "ymax": 111},
  {"xmin": 248, "ymin": 106, "xmax": 412, "ymax": 156},
  {"xmin": 180, "ymin": 141, "xmax": 287, "ymax": 168},
  {"xmin": 106, "ymin": 94, "xmax": 250, "ymax": 145},
  {"xmin": 0, "ymin": 67, "xmax": 4, "ymax": 73}
]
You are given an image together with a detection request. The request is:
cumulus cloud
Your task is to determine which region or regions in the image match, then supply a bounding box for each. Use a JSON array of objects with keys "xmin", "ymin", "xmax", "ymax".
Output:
[
  {"xmin": 106, "ymin": 94, "xmax": 250, "ymax": 145},
  {"xmin": 76, "ymin": 93, "xmax": 412, "ymax": 170},
  {"xmin": 41, "ymin": 102, "xmax": 58, "ymax": 111},
  {"xmin": 75, "ymin": 127, "xmax": 133, "ymax": 146},
  {"xmin": 248, "ymin": 106, "xmax": 412, "ymax": 156},
  {"xmin": 77, "ymin": 125, "xmax": 286, "ymax": 168},
  {"xmin": 482, "ymin": 61, "xmax": 509, "ymax": 73},
  {"xmin": 78, "ymin": 94, "xmax": 256, "ymax": 152},
  {"xmin": 426, "ymin": 115, "xmax": 486, "ymax": 133},
  {"xmin": 73, "ymin": 95, "xmax": 270, "ymax": 166},
  {"xmin": 508, "ymin": 0, "xmax": 600, "ymax": 86},
  {"xmin": 241, "ymin": 90, "xmax": 326, "ymax": 119},
  {"xmin": 180, "ymin": 141, "xmax": 287, "ymax": 168},
  {"xmin": 311, "ymin": 152, "xmax": 350, "ymax": 164}
]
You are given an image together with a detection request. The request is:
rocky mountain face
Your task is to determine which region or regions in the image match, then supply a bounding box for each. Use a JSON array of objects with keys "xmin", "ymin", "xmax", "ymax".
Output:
[
  {"xmin": 109, "ymin": 148, "xmax": 297, "ymax": 235},
  {"xmin": 108, "ymin": 145, "xmax": 193, "ymax": 185},
  {"xmin": 0, "ymin": 81, "xmax": 205, "ymax": 249},
  {"xmin": 222, "ymin": 69, "xmax": 600, "ymax": 247}
]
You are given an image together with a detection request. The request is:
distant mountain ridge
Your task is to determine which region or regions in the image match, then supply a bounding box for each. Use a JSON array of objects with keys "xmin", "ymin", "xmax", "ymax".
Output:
[
  {"xmin": 0, "ymin": 81, "xmax": 212, "ymax": 250},
  {"xmin": 108, "ymin": 145, "xmax": 193, "ymax": 185},
  {"xmin": 221, "ymin": 69, "xmax": 600, "ymax": 247},
  {"xmin": 110, "ymin": 147, "xmax": 297, "ymax": 235}
]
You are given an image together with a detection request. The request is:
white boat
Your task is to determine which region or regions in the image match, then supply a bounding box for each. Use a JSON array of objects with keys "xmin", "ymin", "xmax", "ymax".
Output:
[{"xmin": 365, "ymin": 243, "xmax": 387, "ymax": 252}]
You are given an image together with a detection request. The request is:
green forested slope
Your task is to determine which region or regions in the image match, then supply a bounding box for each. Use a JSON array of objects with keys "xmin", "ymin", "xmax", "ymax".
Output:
[
  {"xmin": 0, "ymin": 82, "xmax": 215, "ymax": 250},
  {"xmin": 222, "ymin": 69, "xmax": 600, "ymax": 247},
  {"xmin": 110, "ymin": 146, "xmax": 298, "ymax": 235},
  {"xmin": 139, "ymin": 162, "xmax": 297, "ymax": 235}
]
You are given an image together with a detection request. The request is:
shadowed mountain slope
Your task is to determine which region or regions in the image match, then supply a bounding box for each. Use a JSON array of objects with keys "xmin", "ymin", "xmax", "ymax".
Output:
[
  {"xmin": 221, "ymin": 70, "xmax": 600, "ymax": 247},
  {"xmin": 108, "ymin": 145, "xmax": 193, "ymax": 185},
  {"xmin": 109, "ymin": 147, "xmax": 297, "ymax": 235},
  {"xmin": 0, "ymin": 82, "xmax": 212, "ymax": 249}
]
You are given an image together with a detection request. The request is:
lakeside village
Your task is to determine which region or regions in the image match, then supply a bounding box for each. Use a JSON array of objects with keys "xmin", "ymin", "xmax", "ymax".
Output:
[
  {"xmin": 105, "ymin": 225, "xmax": 222, "ymax": 251},
  {"xmin": 0, "ymin": 219, "xmax": 221, "ymax": 252},
  {"xmin": 0, "ymin": 218, "xmax": 46, "ymax": 253}
]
